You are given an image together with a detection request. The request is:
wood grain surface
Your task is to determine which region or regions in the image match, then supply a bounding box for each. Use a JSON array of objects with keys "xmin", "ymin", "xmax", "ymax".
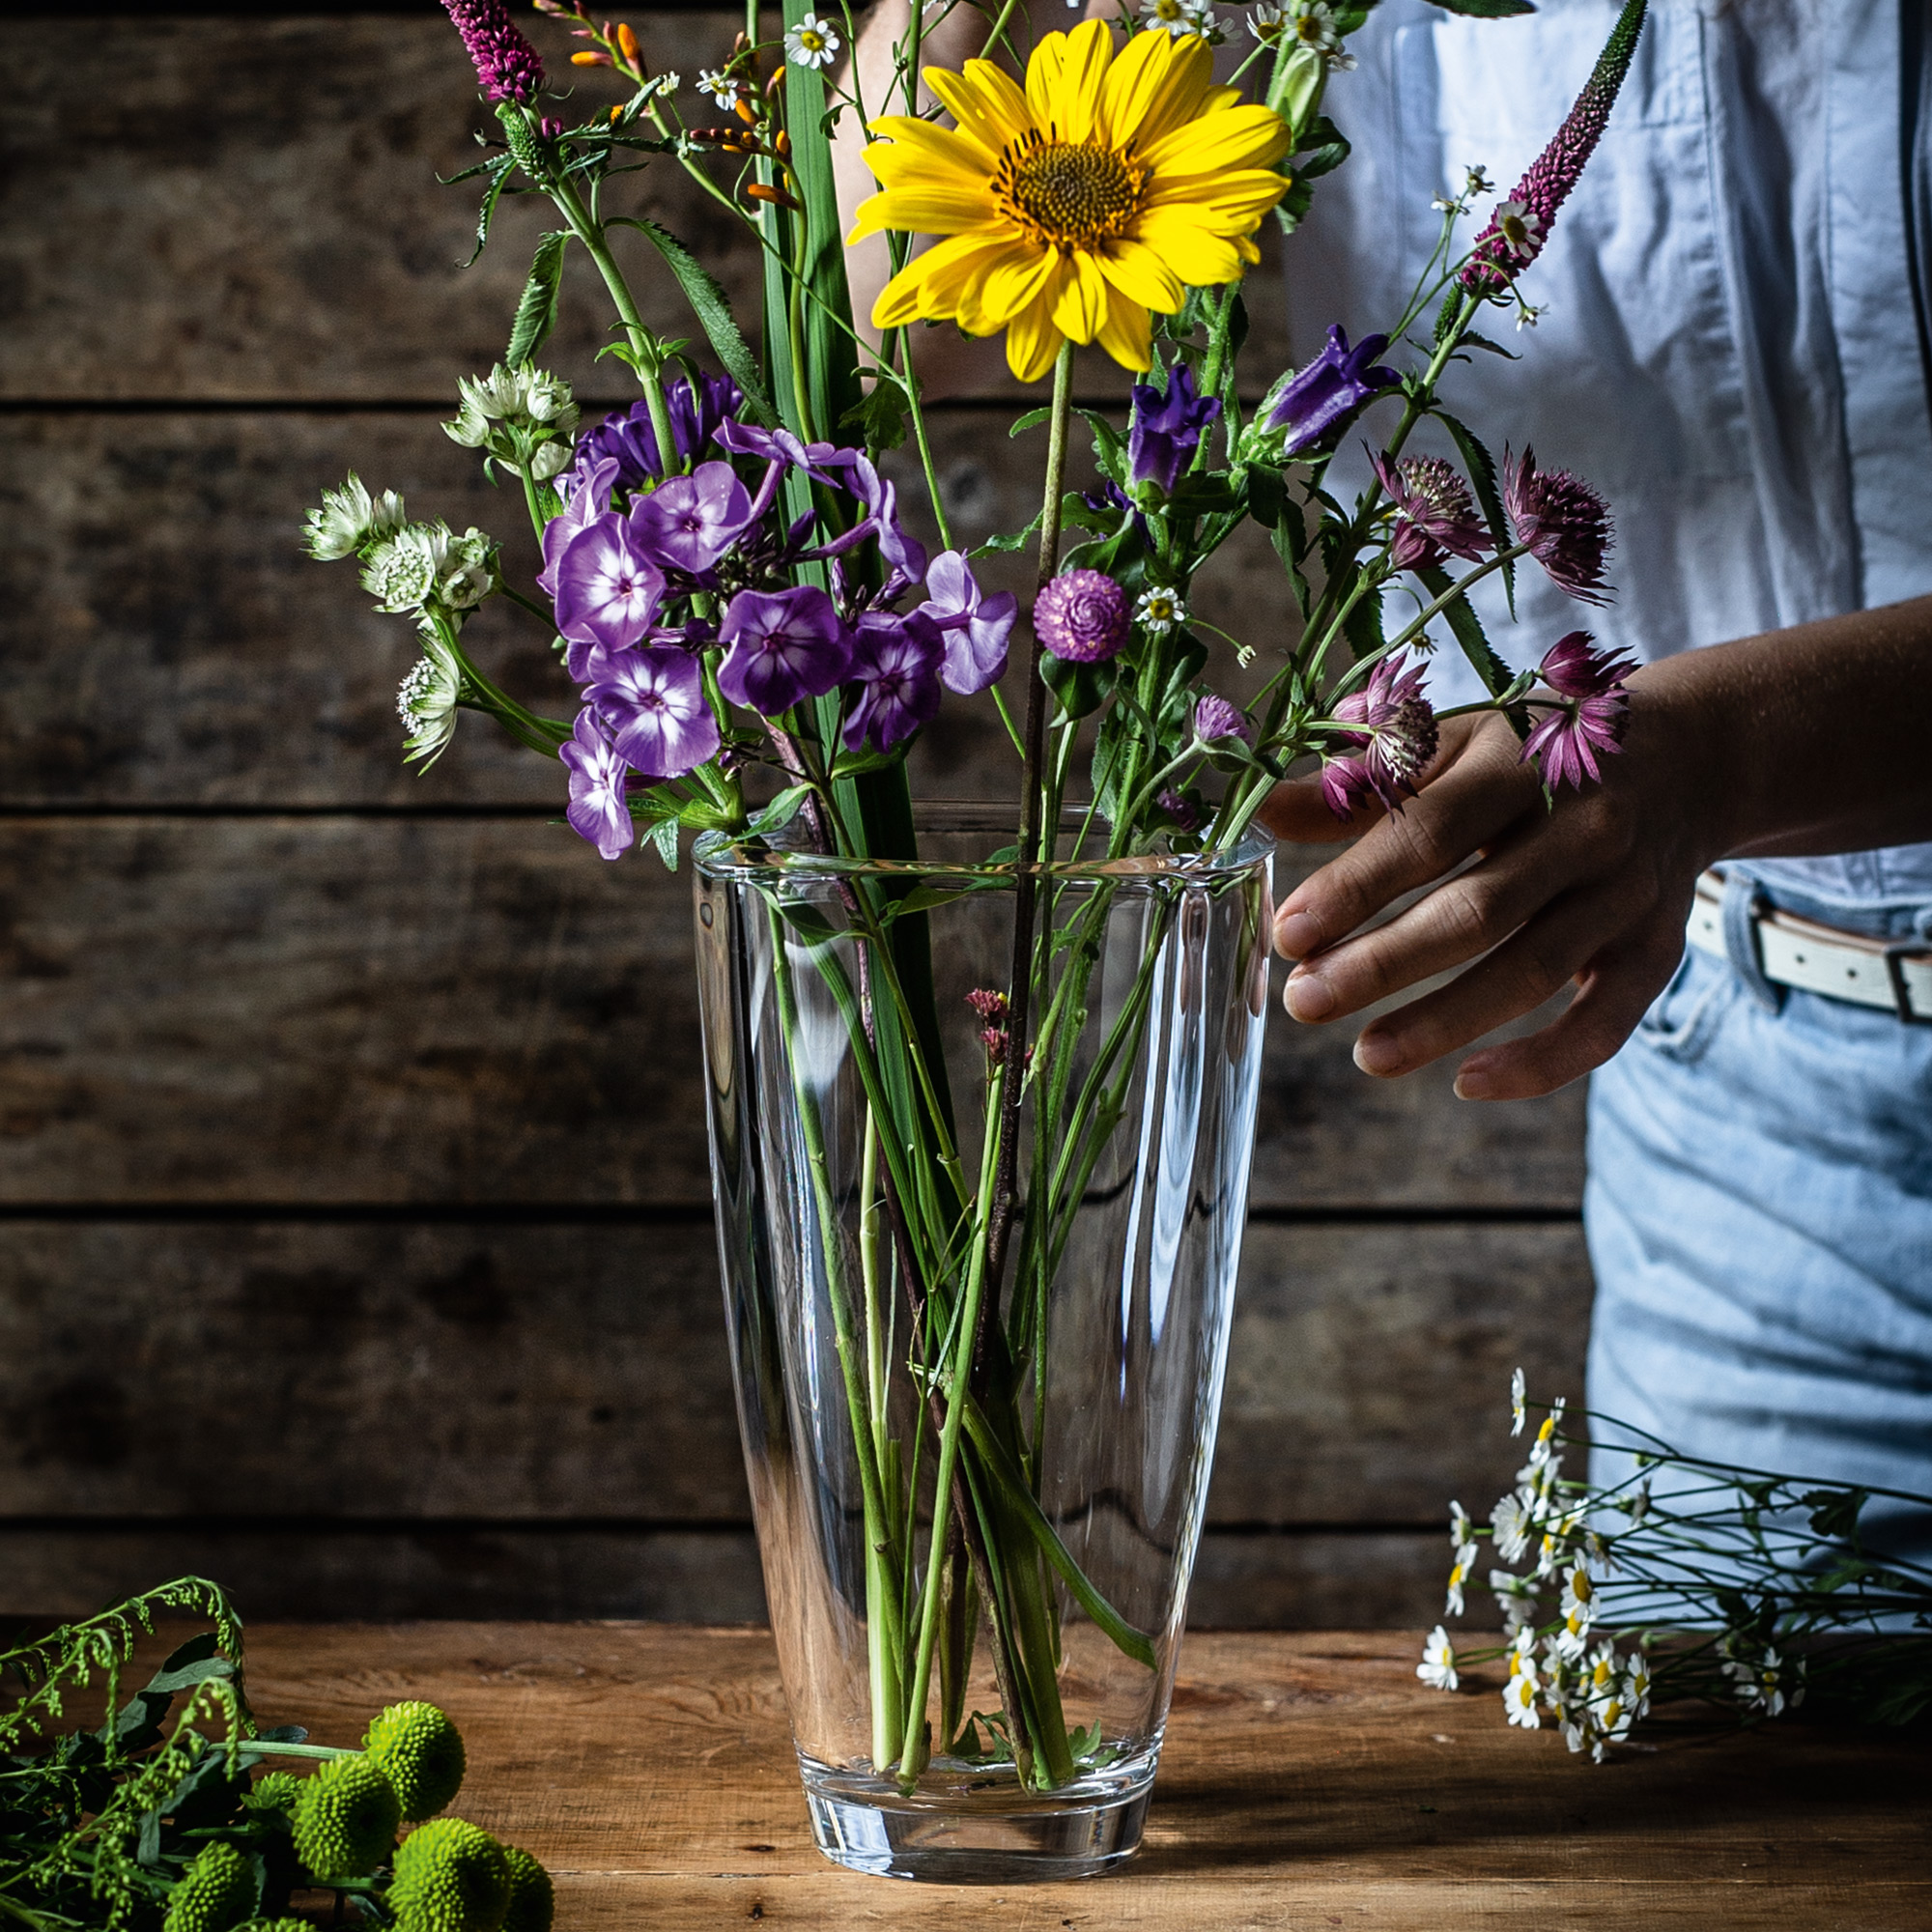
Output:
[
  {"xmin": 219, "ymin": 1621, "xmax": 1931, "ymax": 1929},
  {"xmin": 0, "ymin": 10, "xmax": 1594, "ymax": 1624}
]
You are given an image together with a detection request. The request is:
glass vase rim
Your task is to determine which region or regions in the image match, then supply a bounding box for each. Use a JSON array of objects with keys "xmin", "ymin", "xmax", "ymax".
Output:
[{"xmin": 693, "ymin": 799, "xmax": 1274, "ymax": 886}]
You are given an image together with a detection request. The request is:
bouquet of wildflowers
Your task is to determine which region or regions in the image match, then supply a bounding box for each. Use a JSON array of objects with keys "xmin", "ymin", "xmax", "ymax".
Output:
[
  {"xmin": 308, "ymin": 0, "xmax": 1648, "ymax": 1799},
  {"xmin": 1420, "ymin": 1373, "xmax": 1932, "ymax": 1760}
]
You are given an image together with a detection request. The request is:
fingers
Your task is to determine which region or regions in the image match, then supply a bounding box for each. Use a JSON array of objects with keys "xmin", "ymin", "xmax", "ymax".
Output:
[
  {"xmin": 1258, "ymin": 774, "xmax": 1384, "ymax": 845},
  {"xmin": 1345, "ymin": 883, "xmax": 1686, "ymax": 1087}
]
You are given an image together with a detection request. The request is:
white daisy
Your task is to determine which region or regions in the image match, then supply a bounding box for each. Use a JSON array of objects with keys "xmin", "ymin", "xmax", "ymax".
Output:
[
  {"xmin": 1622, "ymin": 1651, "xmax": 1653, "ymax": 1723},
  {"xmin": 1491, "ymin": 1491, "xmax": 1532, "ymax": 1563},
  {"xmin": 1502, "ymin": 1667, "xmax": 1541, "ymax": 1729},
  {"xmin": 1444, "ymin": 1555, "xmax": 1469, "ymax": 1618},
  {"xmin": 783, "ymin": 13, "xmax": 840, "ymax": 71},
  {"xmin": 1492, "ymin": 198, "xmax": 1544, "ymax": 262},
  {"xmin": 1140, "ymin": 0, "xmax": 1207, "ymax": 40},
  {"xmin": 1510, "ymin": 1366, "xmax": 1527, "ymax": 1436},
  {"xmin": 696, "ymin": 68, "xmax": 738, "ymax": 108},
  {"xmin": 1417, "ymin": 1626, "xmax": 1459, "ymax": 1692},
  {"xmin": 1134, "ymin": 586, "xmax": 1188, "ymax": 635},
  {"xmin": 1725, "ymin": 1645, "xmax": 1801, "ymax": 1719},
  {"xmin": 1527, "ymin": 1397, "xmax": 1566, "ymax": 1468},
  {"xmin": 1448, "ymin": 1500, "xmax": 1474, "ymax": 1552}
]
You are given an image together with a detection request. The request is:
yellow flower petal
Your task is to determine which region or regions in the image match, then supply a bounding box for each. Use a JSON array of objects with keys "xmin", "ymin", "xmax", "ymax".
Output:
[
  {"xmin": 1028, "ymin": 20, "xmax": 1111, "ymax": 145},
  {"xmin": 863, "ymin": 115, "xmax": 998, "ymax": 183},
  {"xmin": 850, "ymin": 182, "xmax": 1001, "ymax": 242},
  {"xmin": 871, "ymin": 231, "xmax": 1017, "ymax": 328},
  {"xmin": 1142, "ymin": 104, "xmax": 1293, "ymax": 178},
  {"xmin": 958, "ymin": 243, "xmax": 1056, "ymax": 336},
  {"xmin": 927, "ymin": 61, "xmax": 1036, "ymax": 156},
  {"xmin": 1142, "ymin": 168, "xmax": 1293, "ymax": 226},
  {"xmin": 1005, "ymin": 291, "xmax": 1065, "ymax": 384},
  {"xmin": 1094, "ymin": 238, "xmax": 1184, "ymax": 315},
  {"xmin": 1107, "ymin": 34, "xmax": 1216, "ymax": 149},
  {"xmin": 1051, "ymin": 249, "xmax": 1112, "ymax": 345},
  {"xmin": 1133, "ymin": 207, "xmax": 1244, "ymax": 285},
  {"xmin": 1094, "ymin": 288, "xmax": 1152, "ymax": 373}
]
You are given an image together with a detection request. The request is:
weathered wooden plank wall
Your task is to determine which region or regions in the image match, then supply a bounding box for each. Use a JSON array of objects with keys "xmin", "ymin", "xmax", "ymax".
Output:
[{"xmin": 0, "ymin": 10, "xmax": 1590, "ymax": 1625}]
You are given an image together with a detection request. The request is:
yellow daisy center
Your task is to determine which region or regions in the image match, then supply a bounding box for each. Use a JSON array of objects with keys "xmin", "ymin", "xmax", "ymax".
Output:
[{"xmin": 996, "ymin": 133, "xmax": 1147, "ymax": 253}]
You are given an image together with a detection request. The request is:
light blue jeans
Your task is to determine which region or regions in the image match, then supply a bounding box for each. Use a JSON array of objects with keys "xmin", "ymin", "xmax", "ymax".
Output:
[{"xmin": 1584, "ymin": 871, "xmax": 1932, "ymax": 1571}]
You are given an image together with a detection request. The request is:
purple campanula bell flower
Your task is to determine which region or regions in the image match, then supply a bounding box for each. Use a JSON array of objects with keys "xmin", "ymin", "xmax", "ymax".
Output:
[
  {"xmin": 1268, "ymin": 326, "xmax": 1400, "ymax": 457},
  {"xmin": 1129, "ymin": 364, "xmax": 1221, "ymax": 496},
  {"xmin": 843, "ymin": 611, "xmax": 945, "ymax": 753},
  {"xmin": 717, "ymin": 585, "xmax": 855, "ymax": 715},
  {"xmin": 583, "ymin": 642, "xmax": 721, "ymax": 781},
  {"xmin": 627, "ymin": 461, "xmax": 755, "ymax": 574},
  {"xmin": 553, "ymin": 514, "xmax": 667, "ymax": 653},
  {"xmin": 559, "ymin": 709, "xmax": 635, "ymax": 862},
  {"xmin": 917, "ymin": 550, "xmax": 1017, "ymax": 695}
]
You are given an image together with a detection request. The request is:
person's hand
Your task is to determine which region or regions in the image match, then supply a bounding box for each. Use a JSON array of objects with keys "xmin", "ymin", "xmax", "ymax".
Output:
[{"xmin": 1259, "ymin": 671, "xmax": 1733, "ymax": 1100}]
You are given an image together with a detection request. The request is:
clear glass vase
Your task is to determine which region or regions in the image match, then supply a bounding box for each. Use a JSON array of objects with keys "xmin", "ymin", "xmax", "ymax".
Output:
[{"xmin": 693, "ymin": 803, "xmax": 1272, "ymax": 1881}]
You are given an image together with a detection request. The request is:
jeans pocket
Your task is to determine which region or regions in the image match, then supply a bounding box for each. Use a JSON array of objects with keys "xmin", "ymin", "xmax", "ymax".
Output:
[{"xmin": 1634, "ymin": 946, "xmax": 1735, "ymax": 1065}]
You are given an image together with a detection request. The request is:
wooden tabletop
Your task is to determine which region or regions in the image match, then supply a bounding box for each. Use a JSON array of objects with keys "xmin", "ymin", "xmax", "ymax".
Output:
[{"xmin": 242, "ymin": 1622, "xmax": 1927, "ymax": 1929}]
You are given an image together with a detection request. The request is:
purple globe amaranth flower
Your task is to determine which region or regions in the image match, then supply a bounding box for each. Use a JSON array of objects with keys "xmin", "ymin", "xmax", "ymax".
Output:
[
  {"xmin": 1506, "ymin": 445, "xmax": 1615, "ymax": 605},
  {"xmin": 559, "ymin": 709, "xmax": 635, "ymax": 862},
  {"xmin": 1521, "ymin": 629, "xmax": 1634, "ymax": 790},
  {"xmin": 1129, "ymin": 364, "xmax": 1222, "ymax": 497},
  {"xmin": 628, "ymin": 462, "xmax": 755, "ymax": 575},
  {"xmin": 440, "ymin": 0, "xmax": 545, "ymax": 104},
  {"xmin": 1194, "ymin": 694, "xmax": 1253, "ymax": 745},
  {"xmin": 565, "ymin": 374, "xmax": 743, "ymax": 495},
  {"xmin": 583, "ymin": 642, "xmax": 721, "ymax": 781},
  {"xmin": 1328, "ymin": 651, "xmax": 1439, "ymax": 813},
  {"xmin": 717, "ymin": 585, "xmax": 854, "ymax": 715},
  {"xmin": 1373, "ymin": 453, "xmax": 1492, "ymax": 574},
  {"xmin": 553, "ymin": 515, "xmax": 667, "ymax": 652},
  {"xmin": 1267, "ymin": 326, "xmax": 1401, "ymax": 458},
  {"xmin": 1035, "ymin": 569, "xmax": 1128, "ymax": 665},
  {"xmin": 918, "ymin": 550, "xmax": 1017, "ymax": 695},
  {"xmin": 843, "ymin": 611, "xmax": 945, "ymax": 753},
  {"xmin": 1461, "ymin": 0, "xmax": 1649, "ymax": 297}
]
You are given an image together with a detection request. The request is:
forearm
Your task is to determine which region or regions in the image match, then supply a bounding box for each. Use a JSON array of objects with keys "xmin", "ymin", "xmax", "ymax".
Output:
[{"xmin": 1653, "ymin": 594, "xmax": 1932, "ymax": 863}]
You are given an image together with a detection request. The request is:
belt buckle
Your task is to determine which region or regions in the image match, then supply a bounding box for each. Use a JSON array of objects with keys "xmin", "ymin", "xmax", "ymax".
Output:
[{"xmin": 1882, "ymin": 941, "xmax": 1931, "ymax": 1024}]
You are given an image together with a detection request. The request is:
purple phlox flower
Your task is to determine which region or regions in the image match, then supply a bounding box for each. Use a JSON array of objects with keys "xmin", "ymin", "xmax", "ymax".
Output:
[
  {"xmin": 717, "ymin": 585, "xmax": 855, "ymax": 715},
  {"xmin": 627, "ymin": 462, "xmax": 755, "ymax": 574},
  {"xmin": 1373, "ymin": 452, "xmax": 1492, "ymax": 573},
  {"xmin": 842, "ymin": 611, "xmax": 944, "ymax": 753},
  {"xmin": 1267, "ymin": 326, "xmax": 1401, "ymax": 458},
  {"xmin": 553, "ymin": 515, "xmax": 667, "ymax": 652},
  {"xmin": 1034, "ymin": 569, "xmax": 1129, "ymax": 665},
  {"xmin": 1330, "ymin": 652, "xmax": 1439, "ymax": 811},
  {"xmin": 539, "ymin": 456, "xmax": 620, "ymax": 600},
  {"xmin": 715, "ymin": 418, "xmax": 844, "ymax": 488},
  {"xmin": 1157, "ymin": 787, "xmax": 1204, "ymax": 833},
  {"xmin": 1129, "ymin": 363, "xmax": 1222, "ymax": 497},
  {"xmin": 1461, "ymin": 0, "xmax": 1647, "ymax": 297},
  {"xmin": 565, "ymin": 374, "xmax": 744, "ymax": 495},
  {"xmin": 559, "ymin": 709, "xmax": 635, "ymax": 862},
  {"xmin": 1194, "ymin": 694, "xmax": 1253, "ymax": 745},
  {"xmin": 822, "ymin": 449, "xmax": 928, "ymax": 582},
  {"xmin": 583, "ymin": 642, "xmax": 721, "ymax": 781},
  {"xmin": 1520, "ymin": 629, "xmax": 1634, "ymax": 790},
  {"xmin": 1505, "ymin": 445, "xmax": 1614, "ymax": 604},
  {"xmin": 441, "ymin": 0, "xmax": 545, "ymax": 104},
  {"xmin": 918, "ymin": 549, "xmax": 1017, "ymax": 695}
]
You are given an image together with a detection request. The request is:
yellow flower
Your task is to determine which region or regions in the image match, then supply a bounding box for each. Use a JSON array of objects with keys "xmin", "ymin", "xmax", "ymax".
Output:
[{"xmin": 849, "ymin": 20, "xmax": 1292, "ymax": 381}]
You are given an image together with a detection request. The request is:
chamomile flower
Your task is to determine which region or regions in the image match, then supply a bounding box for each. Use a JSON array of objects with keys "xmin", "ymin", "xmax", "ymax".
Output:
[
  {"xmin": 696, "ymin": 68, "xmax": 738, "ymax": 107},
  {"xmin": 1417, "ymin": 1625, "xmax": 1459, "ymax": 1691},
  {"xmin": 1622, "ymin": 1651, "xmax": 1653, "ymax": 1723},
  {"xmin": 1444, "ymin": 1554, "xmax": 1469, "ymax": 1617},
  {"xmin": 1527, "ymin": 1397, "xmax": 1565, "ymax": 1468},
  {"xmin": 1725, "ymin": 1644, "xmax": 1802, "ymax": 1718},
  {"xmin": 1135, "ymin": 586, "xmax": 1188, "ymax": 635},
  {"xmin": 1491, "ymin": 1491, "xmax": 1532, "ymax": 1563},
  {"xmin": 1510, "ymin": 1366, "xmax": 1527, "ymax": 1436},
  {"xmin": 784, "ymin": 13, "xmax": 840, "ymax": 71},
  {"xmin": 1142, "ymin": 0, "xmax": 1213, "ymax": 39},
  {"xmin": 1492, "ymin": 198, "xmax": 1543, "ymax": 262},
  {"xmin": 1492, "ymin": 1569, "xmax": 1540, "ymax": 1633},
  {"xmin": 1448, "ymin": 1500, "xmax": 1474, "ymax": 1552},
  {"xmin": 1552, "ymin": 1565, "xmax": 1596, "ymax": 1658}
]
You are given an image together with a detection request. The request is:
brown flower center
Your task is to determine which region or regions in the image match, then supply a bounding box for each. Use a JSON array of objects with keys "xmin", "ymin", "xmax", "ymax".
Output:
[{"xmin": 996, "ymin": 132, "xmax": 1145, "ymax": 250}]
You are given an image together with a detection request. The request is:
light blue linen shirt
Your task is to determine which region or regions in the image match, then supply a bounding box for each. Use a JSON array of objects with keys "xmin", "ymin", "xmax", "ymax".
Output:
[{"xmin": 1286, "ymin": 0, "xmax": 1932, "ymax": 908}]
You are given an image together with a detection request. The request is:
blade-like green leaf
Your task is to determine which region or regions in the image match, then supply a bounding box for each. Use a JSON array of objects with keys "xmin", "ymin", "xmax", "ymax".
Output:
[
  {"xmin": 616, "ymin": 216, "xmax": 778, "ymax": 426},
  {"xmin": 505, "ymin": 231, "xmax": 568, "ymax": 367},
  {"xmin": 1433, "ymin": 407, "xmax": 1517, "ymax": 615}
]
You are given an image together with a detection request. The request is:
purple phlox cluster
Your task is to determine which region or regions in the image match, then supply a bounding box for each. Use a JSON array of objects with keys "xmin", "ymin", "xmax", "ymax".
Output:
[
  {"xmin": 1521, "ymin": 630, "xmax": 1634, "ymax": 790},
  {"xmin": 582, "ymin": 641, "xmax": 722, "ymax": 781},
  {"xmin": 553, "ymin": 519, "xmax": 668, "ymax": 659},
  {"xmin": 918, "ymin": 550, "xmax": 1018, "ymax": 696},
  {"xmin": 1461, "ymin": 0, "xmax": 1648, "ymax": 296},
  {"xmin": 565, "ymin": 374, "xmax": 744, "ymax": 497},
  {"xmin": 440, "ymin": 0, "xmax": 546, "ymax": 104},
  {"xmin": 629, "ymin": 462, "xmax": 758, "ymax": 574},
  {"xmin": 716, "ymin": 586, "xmax": 854, "ymax": 715},
  {"xmin": 1035, "ymin": 569, "xmax": 1129, "ymax": 665},
  {"xmin": 1321, "ymin": 652, "xmax": 1440, "ymax": 816},
  {"xmin": 559, "ymin": 710, "xmax": 636, "ymax": 862},
  {"xmin": 1505, "ymin": 445, "xmax": 1614, "ymax": 604},
  {"xmin": 1194, "ymin": 694, "xmax": 1253, "ymax": 745},
  {"xmin": 844, "ymin": 611, "xmax": 945, "ymax": 752},
  {"xmin": 1373, "ymin": 453, "xmax": 1492, "ymax": 573},
  {"xmin": 1268, "ymin": 326, "xmax": 1400, "ymax": 458},
  {"xmin": 1129, "ymin": 364, "xmax": 1222, "ymax": 497}
]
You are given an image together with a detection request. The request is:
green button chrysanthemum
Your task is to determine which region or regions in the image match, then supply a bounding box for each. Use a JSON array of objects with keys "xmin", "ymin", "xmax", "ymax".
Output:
[
  {"xmin": 291, "ymin": 1754, "xmax": 403, "ymax": 1882},
  {"xmin": 363, "ymin": 1701, "xmax": 467, "ymax": 1821},
  {"xmin": 388, "ymin": 1818, "xmax": 511, "ymax": 1932},
  {"xmin": 236, "ymin": 1921, "xmax": 313, "ymax": 1932},
  {"xmin": 162, "ymin": 1841, "xmax": 257, "ymax": 1932},
  {"xmin": 498, "ymin": 1845, "xmax": 554, "ymax": 1932},
  {"xmin": 243, "ymin": 1772, "xmax": 302, "ymax": 1815}
]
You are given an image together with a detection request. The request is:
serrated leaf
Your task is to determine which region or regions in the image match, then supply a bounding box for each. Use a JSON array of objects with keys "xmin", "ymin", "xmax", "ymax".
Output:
[
  {"xmin": 1009, "ymin": 406, "xmax": 1051, "ymax": 437},
  {"xmin": 1417, "ymin": 562, "xmax": 1530, "ymax": 740},
  {"xmin": 649, "ymin": 816, "xmax": 679, "ymax": 871},
  {"xmin": 462, "ymin": 155, "xmax": 517, "ymax": 270},
  {"xmin": 1426, "ymin": 0, "xmax": 1536, "ymax": 14},
  {"xmin": 505, "ymin": 231, "xmax": 567, "ymax": 367},
  {"xmin": 1433, "ymin": 408, "xmax": 1516, "ymax": 615},
  {"xmin": 1459, "ymin": 331, "xmax": 1520, "ymax": 358}
]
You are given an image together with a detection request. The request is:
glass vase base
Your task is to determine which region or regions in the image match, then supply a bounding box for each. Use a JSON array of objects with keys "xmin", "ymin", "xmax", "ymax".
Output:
[{"xmin": 802, "ymin": 1761, "xmax": 1153, "ymax": 1883}]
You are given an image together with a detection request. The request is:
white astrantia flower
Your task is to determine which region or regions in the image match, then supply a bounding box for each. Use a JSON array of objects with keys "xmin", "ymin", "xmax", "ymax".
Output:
[
  {"xmin": 529, "ymin": 440, "xmax": 573, "ymax": 483},
  {"xmin": 696, "ymin": 67, "xmax": 737, "ymax": 107},
  {"xmin": 439, "ymin": 527, "xmax": 498, "ymax": 612},
  {"xmin": 1134, "ymin": 586, "xmax": 1188, "ymax": 635},
  {"xmin": 1491, "ymin": 1491, "xmax": 1532, "ymax": 1563},
  {"xmin": 445, "ymin": 365, "xmax": 580, "ymax": 462},
  {"xmin": 1417, "ymin": 1626, "xmax": 1458, "ymax": 1692},
  {"xmin": 784, "ymin": 12, "xmax": 840, "ymax": 70},
  {"xmin": 1511, "ymin": 1366, "xmax": 1527, "ymax": 1436},
  {"xmin": 397, "ymin": 633, "xmax": 463, "ymax": 766},
  {"xmin": 303, "ymin": 472, "xmax": 407, "ymax": 562},
  {"xmin": 362, "ymin": 523, "xmax": 451, "ymax": 614}
]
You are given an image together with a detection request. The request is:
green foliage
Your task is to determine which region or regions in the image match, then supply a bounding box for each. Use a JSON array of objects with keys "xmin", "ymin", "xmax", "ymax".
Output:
[
  {"xmin": 363, "ymin": 1702, "xmax": 467, "ymax": 1823},
  {"xmin": 504, "ymin": 233, "xmax": 567, "ymax": 367}
]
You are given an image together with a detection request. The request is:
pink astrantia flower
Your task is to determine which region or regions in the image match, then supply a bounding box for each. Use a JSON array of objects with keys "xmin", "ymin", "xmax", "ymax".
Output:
[
  {"xmin": 440, "ymin": 0, "xmax": 546, "ymax": 104},
  {"xmin": 1373, "ymin": 453, "xmax": 1492, "ymax": 574},
  {"xmin": 1034, "ymin": 569, "xmax": 1128, "ymax": 665},
  {"xmin": 1460, "ymin": 0, "xmax": 1648, "ymax": 297},
  {"xmin": 1505, "ymin": 446, "xmax": 1614, "ymax": 605},
  {"xmin": 1323, "ymin": 652, "xmax": 1439, "ymax": 815},
  {"xmin": 1520, "ymin": 630, "xmax": 1634, "ymax": 790},
  {"xmin": 1194, "ymin": 695, "xmax": 1253, "ymax": 745}
]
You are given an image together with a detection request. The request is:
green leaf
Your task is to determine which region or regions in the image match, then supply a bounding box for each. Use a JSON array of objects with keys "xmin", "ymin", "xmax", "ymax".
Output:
[
  {"xmin": 1460, "ymin": 331, "xmax": 1521, "ymax": 358},
  {"xmin": 461, "ymin": 155, "xmax": 517, "ymax": 270},
  {"xmin": 974, "ymin": 510, "xmax": 1044, "ymax": 556},
  {"xmin": 648, "ymin": 816, "xmax": 680, "ymax": 871},
  {"xmin": 1426, "ymin": 0, "xmax": 1536, "ymax": 15},
  {"xmin": 1166, "ymin": 472, "xmax": 1237, "ymax": 515},
  {"xmin": 1247, "ymin": 463, "xmax": 1287, "ymax": 530},
  {"xmin": 505, "ymin": 231, "xmax": 568, "ymax": 367},
  {"xmin": 1009, "ymin": 406, "xmax": 1051, "ymax": 437},
  {"xmin": 1041, "ymin": 651, "xmax": 1113, "ymax": 722},
  {"xmin": 1432, "ymin": 408, "xmax": 1516, "ymax": 615},
  {"xmin": 840, "ymin": 379, "xmax": 909, "ymax": 451},
  {"xmin": 1295, "ymin": 116, "xmax": 1351, "ymax": 181},
  {"xmin": 746, "ymin": 784, "xmax": 811, "ymax": 838},
  {"xmin": 616, "ymin": 216, "xmax": 779, "ymax": 427},
  {"xmin": 1803, "ymin": 1487, "xmax": 1870, "ymax": 1544}
]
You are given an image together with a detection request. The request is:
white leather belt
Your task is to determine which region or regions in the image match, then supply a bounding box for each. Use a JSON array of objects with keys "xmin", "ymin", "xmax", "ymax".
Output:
[{"xmin": 1687, "ymin": 870, "xmax": 1932, "ymax": 1022}]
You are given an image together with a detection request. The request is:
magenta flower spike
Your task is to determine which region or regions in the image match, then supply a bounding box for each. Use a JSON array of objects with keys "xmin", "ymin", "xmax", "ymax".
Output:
[
  {"xmin": 843, "ymin": 612, "xmax": 946, "ymax": 753},
  {"xmin": 1328, "ymin": 653, "xmax": 1439, "ymax": 812},
  {"xmin": 1521, "ymin": 630, "xmax": 1634, "ymax": 790},
  {"xmin": 717, "ymin": 586, "xmax": 855, "ymax": 715},
  {"xmin": 1034, "ymin": 570, "xmax": 1129, "ymax": 665},
  {"xmin": 584, "ymin": 643, "xmax": 722, "ymax": 781},
  {"xmin": 1506, "ymin": 445, "xmax": 1615, "ymax": 605},
  {"xmin": 918, "ymin": 551, "xmax": 1018, "ymax": 695},
  {"xmin": 559, "ymin": 709, "xmax": 635, "ymax": 861},
  {"xmin": 1373, "ymin": 453, "xmax": 1492, "ymax": 573},
  {"xmin": 1461, "ymin": 0, "xmax": 1649, "ymax": 298},
  {"xmin": 440, "ymin": 0, "xmax": 546, "ymax": 104}
]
